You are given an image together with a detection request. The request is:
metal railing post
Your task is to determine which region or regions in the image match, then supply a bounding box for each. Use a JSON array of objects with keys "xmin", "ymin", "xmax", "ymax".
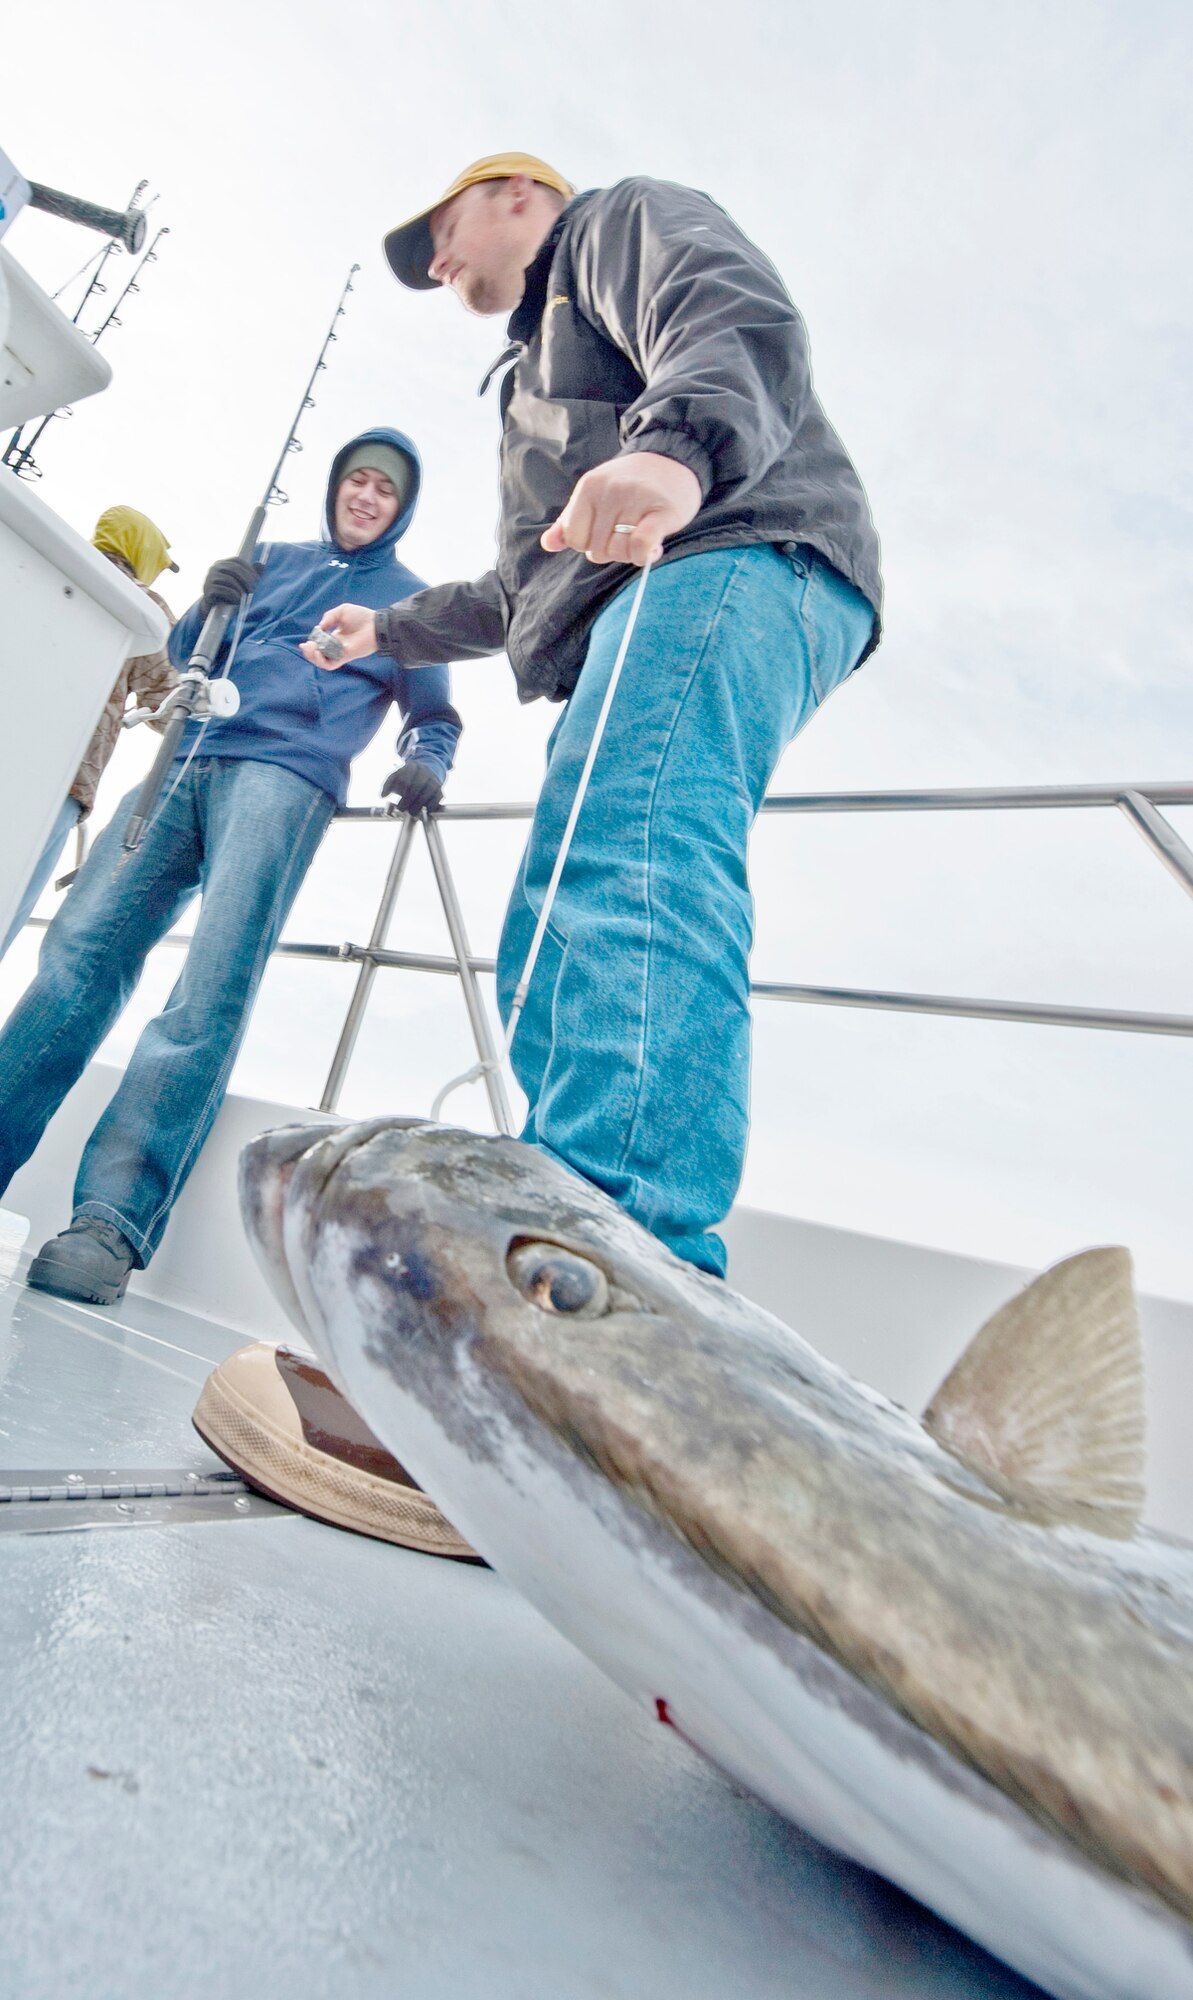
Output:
[
  {"xmin": 318, "ymin": 812, "xmax": 417, "ymax": 1112},
  {"xmin": 421, "ymin": 815, "xmax": 515, "ymax": 1135},
  {"xmin": 1117, "ymin": 792, "xmax": 1193, "ymax": 904}
]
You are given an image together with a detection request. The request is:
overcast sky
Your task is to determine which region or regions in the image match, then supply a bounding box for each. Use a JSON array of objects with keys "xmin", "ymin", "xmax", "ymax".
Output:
[{"xmin": 3, "ymin": 0, "xmax": 1191, "ymax": 1297}]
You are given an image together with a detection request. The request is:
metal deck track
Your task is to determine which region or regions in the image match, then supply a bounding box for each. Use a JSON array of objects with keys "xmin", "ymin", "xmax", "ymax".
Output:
[{"xmin": 0, "ymin": 1463, "xmax": 278, "ymax": 1530}]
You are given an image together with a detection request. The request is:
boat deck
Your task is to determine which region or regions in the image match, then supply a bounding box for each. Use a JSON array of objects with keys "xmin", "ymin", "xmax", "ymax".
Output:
[{"xmin": 0, "ymin": 1238, "xmax": 1047, "ymax": 2000}]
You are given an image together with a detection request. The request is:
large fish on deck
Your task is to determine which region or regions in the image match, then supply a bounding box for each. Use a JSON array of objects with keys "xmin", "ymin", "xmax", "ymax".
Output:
[{"xmin": 239, "ymin": 1117, "xmax": 1193, "ymax": 2000}]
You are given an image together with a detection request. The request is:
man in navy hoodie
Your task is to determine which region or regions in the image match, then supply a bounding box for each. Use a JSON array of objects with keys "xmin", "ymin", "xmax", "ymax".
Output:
[{"xmin": 0, "ymin": 428, "xmax": 460, "ymax": 1305}]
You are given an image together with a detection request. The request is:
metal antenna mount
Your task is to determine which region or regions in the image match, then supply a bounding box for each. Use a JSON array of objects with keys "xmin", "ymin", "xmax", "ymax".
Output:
[{"xmin": 26, "ymin": 180, "xmax": 147, "ymax": 254}]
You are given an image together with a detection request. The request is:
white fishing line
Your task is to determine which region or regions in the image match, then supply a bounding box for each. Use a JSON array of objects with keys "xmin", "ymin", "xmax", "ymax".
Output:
[{"xmin": 431, "ymin": 557, "xmax": 654, "ymax": 1128}]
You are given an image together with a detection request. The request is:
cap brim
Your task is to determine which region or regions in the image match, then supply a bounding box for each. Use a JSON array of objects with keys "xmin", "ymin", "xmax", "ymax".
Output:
[{"xmin": 383, "ymin": 212, "xmax": 440, "ymax": 292}]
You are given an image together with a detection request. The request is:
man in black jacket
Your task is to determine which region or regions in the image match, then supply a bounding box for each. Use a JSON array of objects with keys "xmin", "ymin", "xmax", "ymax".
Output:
[{"xmin": 306, "ymin": 152, "xmax": 882, "ymax": 1279}]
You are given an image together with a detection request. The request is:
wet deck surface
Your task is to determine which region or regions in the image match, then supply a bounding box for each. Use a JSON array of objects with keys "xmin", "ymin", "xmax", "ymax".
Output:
[{"xmin": 0, "ymin": 1240, "xmax": 1045, "ymax": 2000}]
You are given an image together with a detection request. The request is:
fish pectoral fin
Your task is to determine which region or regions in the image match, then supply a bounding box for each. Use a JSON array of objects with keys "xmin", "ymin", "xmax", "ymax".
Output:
[{"xmin": 921, "ymin": 1247, "xmax": 1146, "ymax": 1535}]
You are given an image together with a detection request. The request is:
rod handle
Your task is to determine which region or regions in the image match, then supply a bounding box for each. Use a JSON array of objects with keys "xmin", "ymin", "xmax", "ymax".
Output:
[
  {"xmin": 122, "ymin": 605, "xmax": 234, "ymax": 851},
  {"xmin": 122, "ymin": 709, "xmax": 189, "ymax": 851}
]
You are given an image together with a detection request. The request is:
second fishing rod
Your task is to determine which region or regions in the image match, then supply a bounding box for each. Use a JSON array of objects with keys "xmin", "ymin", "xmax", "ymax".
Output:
[{"xmin": 122, "ymin": 263, "xmax": 362, "ymax": 854}]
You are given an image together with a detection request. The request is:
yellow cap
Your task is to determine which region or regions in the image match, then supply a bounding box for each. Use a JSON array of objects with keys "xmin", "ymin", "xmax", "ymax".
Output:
[
  {"xmin": 92, "ymin": 505, "xmax": 178, "ymax": 584},
  {"xmin": 383, "ymin": 152, "xmax": 574, "ymax": 291}
]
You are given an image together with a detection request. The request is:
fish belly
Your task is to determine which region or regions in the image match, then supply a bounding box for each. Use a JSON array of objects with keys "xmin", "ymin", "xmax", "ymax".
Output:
[{"xmin": 319, "ymin": 1317, "xmax": 1193, "ymax": 2000}]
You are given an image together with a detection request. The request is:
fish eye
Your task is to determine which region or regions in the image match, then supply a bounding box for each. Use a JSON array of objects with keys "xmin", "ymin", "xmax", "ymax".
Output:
[{"xmin": 507, "ymin": 1241, "xmax": 610, "ymax": 1318}]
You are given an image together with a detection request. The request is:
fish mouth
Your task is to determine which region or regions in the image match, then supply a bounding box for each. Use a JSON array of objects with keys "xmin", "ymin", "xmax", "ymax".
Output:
[
  {"xmin": 239, "ymin": 1121, "xmax": 338, "ymax": 1344},
  {"xmin": 239, "ymin": 1118, "xmax": 432, "ymax": 1344}
]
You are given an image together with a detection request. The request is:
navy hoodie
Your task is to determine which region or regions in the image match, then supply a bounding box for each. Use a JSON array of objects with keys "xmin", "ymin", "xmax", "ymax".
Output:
[{"xmin": 169, "ymin": 427, "xmax": 461, "ymax": 808}]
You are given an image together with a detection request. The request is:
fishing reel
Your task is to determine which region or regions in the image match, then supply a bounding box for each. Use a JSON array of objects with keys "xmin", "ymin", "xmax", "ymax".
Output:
[{"xmin": 123, "ymin": 669, "xmax": 240, "ymax": 730}]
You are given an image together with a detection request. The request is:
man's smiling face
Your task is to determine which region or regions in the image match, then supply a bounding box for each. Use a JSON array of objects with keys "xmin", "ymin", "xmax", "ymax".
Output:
[{"xmin": 333, "ymin": 466, "xmax": 400, "ymax": 549}]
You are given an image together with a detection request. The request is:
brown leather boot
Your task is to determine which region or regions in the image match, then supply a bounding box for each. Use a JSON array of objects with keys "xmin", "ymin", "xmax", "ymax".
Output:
[{"xmin": 193, "ymin": 1342, "xmax": 480, "ymax": 1559}]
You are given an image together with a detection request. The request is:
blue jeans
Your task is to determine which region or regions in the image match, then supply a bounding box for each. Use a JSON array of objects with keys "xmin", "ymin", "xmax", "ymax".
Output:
[
  {"xmin": 496, "ymin": 544, "xmax": 875, "ymax": 1277},
  {"xmin": 0, "ymin": 795, "xmax": 83, "ymax": 959},
  {"xmin": 0, "ymin": 758, "xmax": 333, "ymax": 1263}
]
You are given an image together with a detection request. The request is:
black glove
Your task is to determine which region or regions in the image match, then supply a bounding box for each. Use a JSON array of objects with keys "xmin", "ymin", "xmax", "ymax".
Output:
[
  {"xmin": 381, "ymin": 761, "xmax": 443, "ymax": 816},
  {"xmin": 200, "ymin": 557, "xmax": 264, "ymax": 615}
]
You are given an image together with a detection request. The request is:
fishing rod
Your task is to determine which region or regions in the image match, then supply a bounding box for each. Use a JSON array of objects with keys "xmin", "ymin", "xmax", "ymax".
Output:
[
  {"xmin": 52, "ymin": 242, "xmax": 116, "ymax": 307},
  {"xmin": 89, "ymin": 222, "xmax": 169, "ymax": 344},
  {"xmin": 67, "ymin": 182, "xmax": 151, "ymax": 328},
  {"xmin": 42, "ymin": 182, "xmax": 150, "ymax": 330},
  {"xmin": 2, "ymin": 180, "xmax": 152, "ymax": 475},
  {"xmin": 121, "ymin": 262, "xmax": 362, "ymax": 855},
  {"xmin": 4, "ymin": 224, "xmax": 170, "ymax": 481}
]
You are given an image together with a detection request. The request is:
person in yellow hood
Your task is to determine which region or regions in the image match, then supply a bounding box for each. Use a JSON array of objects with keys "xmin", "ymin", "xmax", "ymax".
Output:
[
  {"xmin": 0, "ymin": 506, "xmax": 179, "ymax": 957},
  {"xmin": 92, "ymin": 504, "xmax": 179, "ymax": 588}
]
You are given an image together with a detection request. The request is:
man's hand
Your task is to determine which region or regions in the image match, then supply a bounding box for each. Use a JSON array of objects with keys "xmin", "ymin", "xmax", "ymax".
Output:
[
  {"xmin": 201, "ymin": 557, "xmax": 263, "ymax": 615},
  {"xmin": 299, "ymin": 604, "xmax": 378, "ymax": 669},
  {"xmin": 381, "ymin": 761, "xmax": 443, "ymax": 816},
  {"xmin": 540, "ymin": 451, "xmax": 701, "ymax": 567}
]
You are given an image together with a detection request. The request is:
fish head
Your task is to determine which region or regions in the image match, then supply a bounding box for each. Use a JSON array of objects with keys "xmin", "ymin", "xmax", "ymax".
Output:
[{"xmin": 238, "ymin": 1116, "xmax": 722, "ymax": 1503}]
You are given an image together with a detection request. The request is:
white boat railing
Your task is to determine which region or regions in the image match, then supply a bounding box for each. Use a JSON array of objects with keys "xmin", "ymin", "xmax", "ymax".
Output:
[
  {"xmin": 26, "ymin": 777, "xmax": 1193, "ymax": 1130},
  {"xmin": 321, "ymin": 780, "xmax": 1193, "ymax": 1116}
]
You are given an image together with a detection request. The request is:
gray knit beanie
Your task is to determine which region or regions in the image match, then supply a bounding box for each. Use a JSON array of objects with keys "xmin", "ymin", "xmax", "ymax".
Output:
[{"xmin": 338, "ymin": 442, "xmax": 414, "ymax": 512}]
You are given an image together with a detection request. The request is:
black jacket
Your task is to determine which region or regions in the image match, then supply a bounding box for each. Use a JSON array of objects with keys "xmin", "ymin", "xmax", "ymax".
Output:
[{"xmin": 376, "ymin": 178, "xmax": 883, "ymax": 702}]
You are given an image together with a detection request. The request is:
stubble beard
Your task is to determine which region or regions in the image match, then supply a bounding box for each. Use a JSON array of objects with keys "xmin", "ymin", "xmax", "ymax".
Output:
[{"xmin": 457, "ymin": 268, "xmax": 525, "ymax": 317}]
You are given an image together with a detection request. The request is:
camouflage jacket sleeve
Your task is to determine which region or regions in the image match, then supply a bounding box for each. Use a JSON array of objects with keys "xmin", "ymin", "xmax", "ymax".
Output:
[{"xmin": 127, "ymin": 587, "xmax": 179, "ymax": 732}]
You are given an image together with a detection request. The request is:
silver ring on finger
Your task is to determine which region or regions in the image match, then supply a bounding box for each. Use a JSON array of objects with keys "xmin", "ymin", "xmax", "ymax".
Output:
[{"xmin": 612, "ymin": 522, "xmax": 635, "ymax": 534}]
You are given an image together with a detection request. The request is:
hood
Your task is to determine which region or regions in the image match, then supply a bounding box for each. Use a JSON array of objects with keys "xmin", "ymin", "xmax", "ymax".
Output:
[
  {"xmin": 323, "ymin": 426, "xmax": 421, "ymax": 560},
  {"xmin": 92, "ymin": 504, "xmax": 178, "ymax": 584}
]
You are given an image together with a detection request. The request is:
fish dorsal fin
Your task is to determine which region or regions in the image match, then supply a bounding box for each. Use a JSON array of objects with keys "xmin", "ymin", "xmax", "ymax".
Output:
[{"xmin": 921, "ymin": 1248, "xmax": 1145, "ymax": 1535}]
